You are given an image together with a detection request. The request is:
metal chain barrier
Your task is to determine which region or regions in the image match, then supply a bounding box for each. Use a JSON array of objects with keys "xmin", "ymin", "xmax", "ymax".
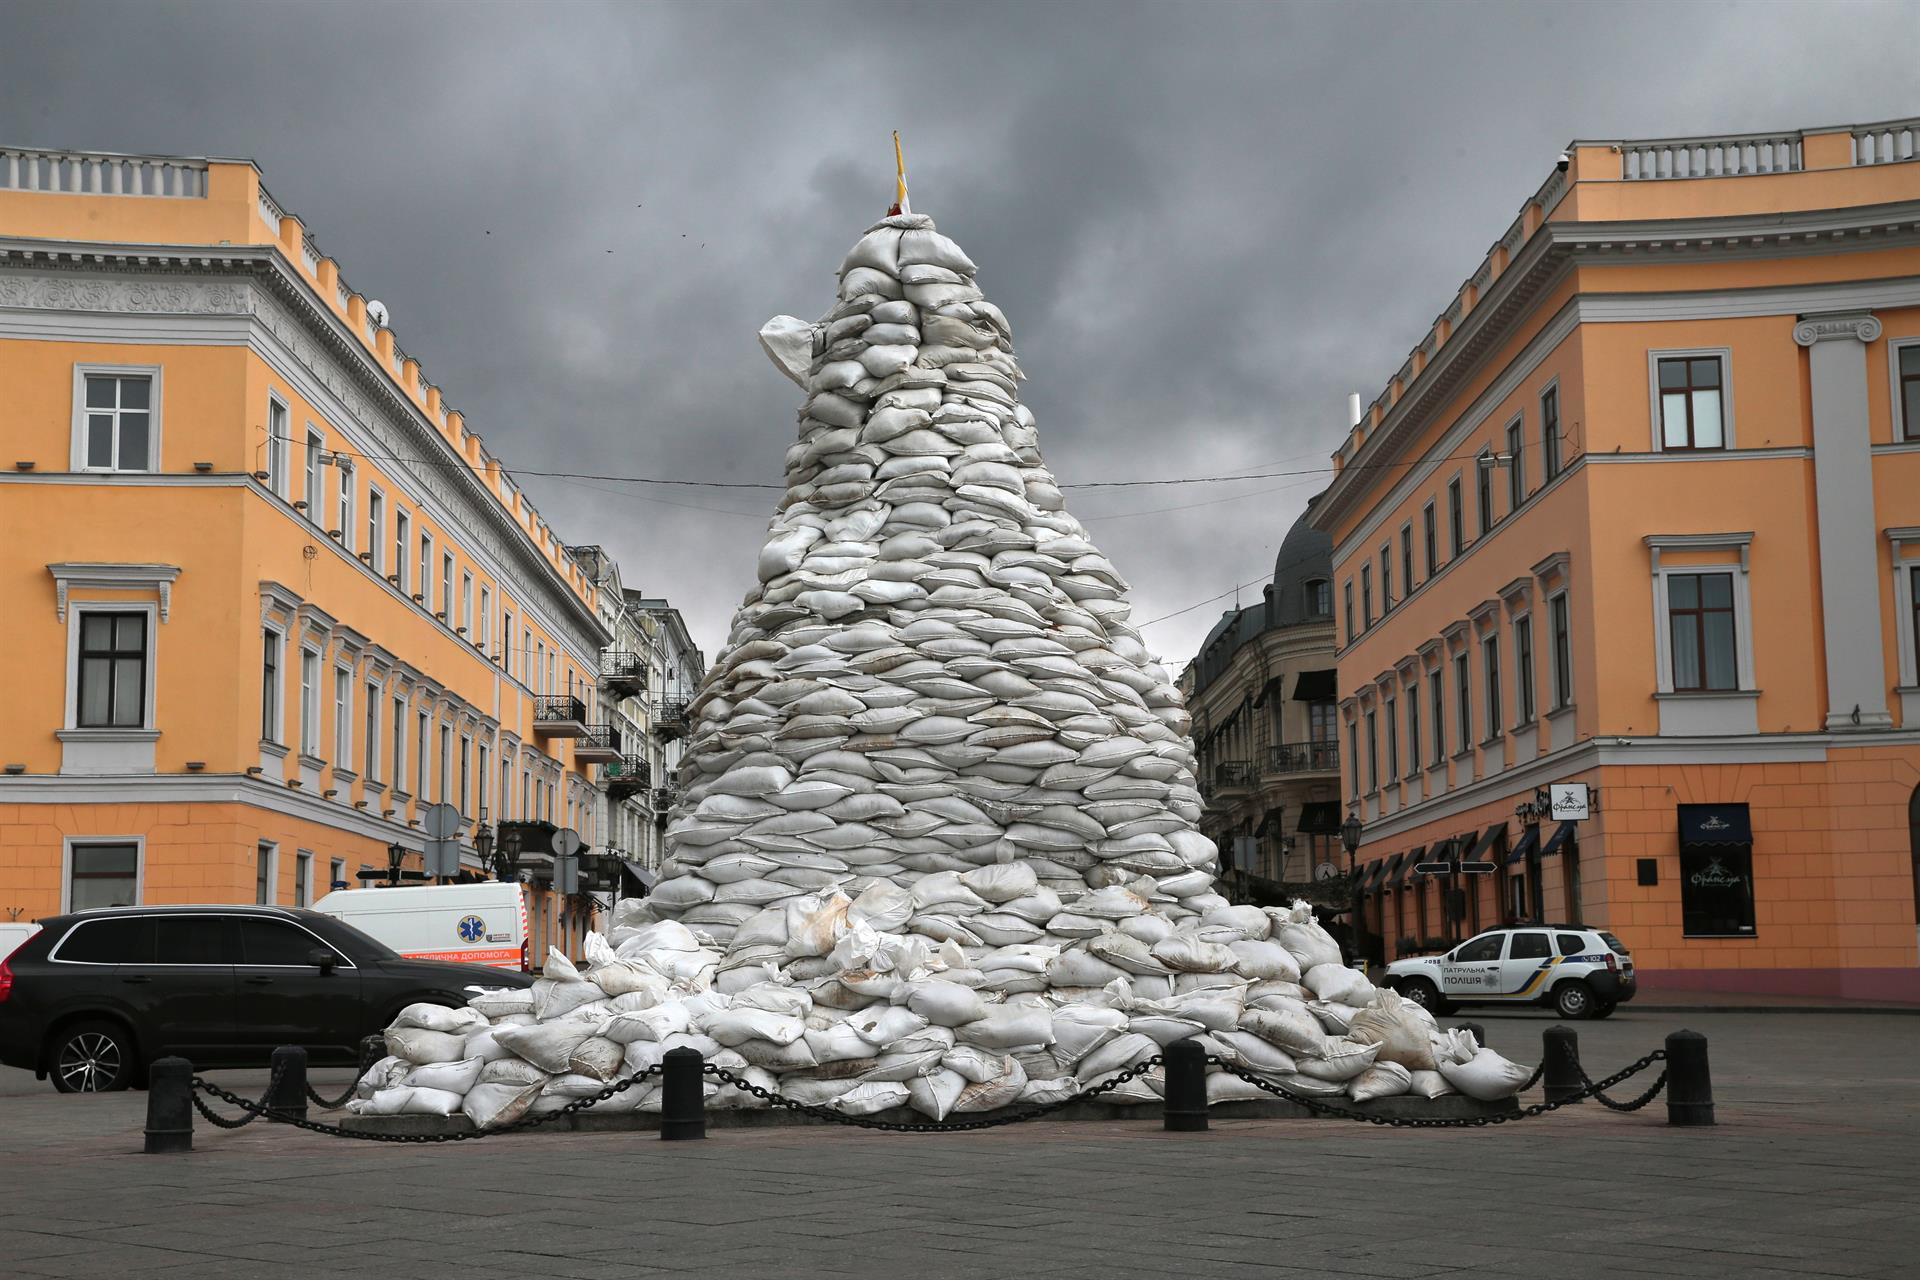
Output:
[
  {"xmin": 1577, "ymin": 1062, "xmax": 1670, "ymax": 1112},
  {"xmin": 1514, "ymin": 1058, "xmax": 1546, "ymax": 1095},
  {"xmin": 1204, "ymin": 1049, "xmax": 1668, "ymax": 1129},
  {"xmin": 699, "ymin": 1056, "xmax": 1166, "ymax": 1133},
  {"xmin": 190, "ymin": 1060, "xmax": 288, "ymax": 1130},
  {"xmin": 306, "ymin": 1041, "xmax": 384, "ymax": 1111},
  {"xmin": 189, "ymin": 1063, "xmax": 665, "ymax": 1143}
]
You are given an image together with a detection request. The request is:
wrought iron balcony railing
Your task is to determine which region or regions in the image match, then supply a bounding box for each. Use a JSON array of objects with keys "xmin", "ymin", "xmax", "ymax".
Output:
[
  {"xmin": 1265, "ymin": 742, "xmax": 1340, "ymax": 775},
  {"xmin": 601, "ymin": 652, "xmax": 648, "ymax": 698},
  {"xmin": 532, "ymin": 695, "xmax": 588, "ymax": 737},
  {"xmin": 603, "ymin": 754, "xmax": 652, "ymax": 798}
]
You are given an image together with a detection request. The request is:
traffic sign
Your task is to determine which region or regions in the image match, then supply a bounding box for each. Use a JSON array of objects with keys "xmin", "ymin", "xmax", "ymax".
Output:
[
  {"xmin": 554, "ymin": 854, "xmax": 580, "ymax": 896},
  {"xmin": 1413, "ymin": 860, "xmax": 1453, "ymax": 876},
  {"xmin": 1231, "ymin": 836, "xmax": 1257, "ymax": 871},
  {"xmin": 1549, "ymin": 783, "xmax": 1591, "ymax": 821},
  {"xmin": 422, "ymin": 803, "xmax": 462, "ymax": 839},
  {"xmin": 551, "ymin": 827, "xmax": 583, "ymax": 859},
  {"xmin": 1458, "ymin": 860, "xmax": 1498, "ymax": 874}
]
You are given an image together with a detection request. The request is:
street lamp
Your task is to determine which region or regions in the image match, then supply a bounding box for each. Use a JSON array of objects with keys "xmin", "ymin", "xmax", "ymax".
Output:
[
  {"xmin": 492, "ymin": 825, "xmax": 523, "ymax": 883},
  {"xmin": 1339, "ymin": 809, "xmax": 1366, "ymax": 973},
  {"xmin": 385, "ymin": 841, "xmax": 407, "ymax": 887},
  {"xmin": 1340, "ymin": 810, "xmax": 1363, "ymax": 859},
  {"xmin": 474, "ymin": 823, "xmax": 495, "ymax": 884}
]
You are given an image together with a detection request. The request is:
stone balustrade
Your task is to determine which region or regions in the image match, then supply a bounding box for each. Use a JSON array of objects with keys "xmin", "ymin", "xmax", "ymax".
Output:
[{"xmin": 2, "ymin": 147, "xmax": 207, "ymax": 197}]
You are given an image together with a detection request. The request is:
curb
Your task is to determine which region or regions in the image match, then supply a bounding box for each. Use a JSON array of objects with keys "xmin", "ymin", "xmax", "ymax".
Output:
[{"xmin": 1629, "ymin": 1003, "xmax": 1920, "ymax": 1016}]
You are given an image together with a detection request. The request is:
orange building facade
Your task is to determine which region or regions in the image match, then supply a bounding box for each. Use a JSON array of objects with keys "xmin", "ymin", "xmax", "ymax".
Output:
[
  {"xmin": 1312, "ymin": 118, "xmax": 1920, "ymax": 1000},
  {"xmin": 0, "ymin": 147, "xmax": 632, "ymax": 962}
]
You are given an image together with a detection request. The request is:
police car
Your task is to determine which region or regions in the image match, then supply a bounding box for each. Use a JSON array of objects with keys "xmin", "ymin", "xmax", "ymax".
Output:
[{"xmin": 1382, "ymin": 924, "xmax": 1635, "ymax": 1020}]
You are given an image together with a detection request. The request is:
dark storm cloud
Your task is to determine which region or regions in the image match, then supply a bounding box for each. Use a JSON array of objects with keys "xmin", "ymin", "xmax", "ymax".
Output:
[{"xmin": 3, "ymin": 0, "xmax": 1912, "ymax": 665}]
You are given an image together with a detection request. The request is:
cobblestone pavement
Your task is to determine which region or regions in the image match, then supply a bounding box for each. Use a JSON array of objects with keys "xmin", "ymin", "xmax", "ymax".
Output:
[{"xmin": 2, "ymin": 1009, "xmax": 1916, "ymax": 1279}]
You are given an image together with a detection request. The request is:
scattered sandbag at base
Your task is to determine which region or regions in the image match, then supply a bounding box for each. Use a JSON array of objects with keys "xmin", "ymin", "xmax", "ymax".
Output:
[
  {"xmin": 1346, "ymin": 990, "xmax": 1439, "ymax": 1072},
  {"xmin": 1406, "ymin": 1069, "xmax": 1457, "ymax": 1099},
  {"xmin": 1436, "ymin": 1035, "xmax": 1535, "ymax": 1101},
  {"xmin": 908, "ymin": 1068, "xmax": 969, "ymax": 1121},
  {"xmin": 1348, "ymin": 1061, "xmax": 1414, "ymax": 1102},
  {"xmin": 384, "ymin": 1027, "xmax": 471, "ymax": 1066},
  {"xmin": 1294, "ymin": 1039, "xmax": 1381, "ymax": 1083},
  {"xmin": 462, "ymin": 1080, "xmax": 544, "ymax": 1128}
]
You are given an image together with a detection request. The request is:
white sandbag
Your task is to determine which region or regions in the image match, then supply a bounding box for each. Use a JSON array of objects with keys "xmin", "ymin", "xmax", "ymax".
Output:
[
  {"xmin": 954, "ymin": 1004, "xmax": 1054, "ymax": 1051},
  {"xmin": 492, "ymin": 1021, "xmax": 596, "ymax": 1074},
  {"xmin": 1227, "ymin": 940, "xmax": 1302, "ymax": 983},
  {"xmin": 1348, "ymin": 1061, "xmax": 1414, "ymax": 1102},
  {"xmin": 907, "ymin": 1068, "xmax": 969, "ymax": 1121},
  {"xmin": 467, "ymin": 988, "xmax": 535, "ymax": 1019},
  {"xmin": 383, "ymin": 1026, "xmax": 471, "ymax": 1066},
  {"xmin": 907, "ymin": 980, "xmax": 987, "ymax": 1027},
  {"xmin": 834, "ymin": 1081, "xmax": 911, "ymax": 1115},
  {"xmin": 706, "ymin": 1008, "xmax": 807, "ymax": 1047},
  {"xmin": 1308, "ymin": 1000, "xmax": 1362, "ymax": 1035},
  {"xmin": 568, "ymin": 1037, "xmax": 626, "ymax": 1082},
  {"xmin": 1238, "ymin": 1007, "xmax": 1328, "ymax": 1058},
  {"xmin": 712, "ymin": 1065, "xmax": 779, "ymax": 1110},
  {"xmin": 400, "ymin": 1086, "xmax": 466, "ymax": 1116},
  {"xmin": 1438, "ymin": 1044, "xmax": 1534, "ymax": 1101},
  {"xmin": 953, "ymin": 1057, "xmax": 1027, "ymax": 1113},
  {"xmin": 463, "ymin": 1080, "xmax": 544, "ymax": 1129},
  {"xmin": 1150, "ymin": 934, "xmax": 1237, "ymax": 973},
  {"xmin": 479, "ymin": 1058, "xmax": 548, "ymax": 1087},
  {"xmin": 1407, "ymin": 1069, "xmax": 1456, "ymax": 1099},
  {"xmin": 1050, "ymin": 1004, "xmax": 1128, "ymax": 1066},
  {"xmin": 402, "ymin": 1056, "xmax": 485, "ymax": 1095},
  {"xmin": 1204, "ymin": 1030, "xmax": 1298, "ymax": 1075},
  {"xmin": 1294, "ymin": 1039, "xmax": 1381, "ymax": 1083},
  {"xmin": 1205, "ymin": 1070, "xmax": 1274, "ymax": 1104},
  {"xmin": 392, "ymin": 1002, "xmax": 486, "ymax": 1034},
  {"xmin": 1346, "ymin": 990, "xmax": 1439, "ymax": 1071},
  {"xmin": 1273, "ymin": 905, "xmax": 1344, "ymax": 971},
  {"xmin": 1303, "ymin": 962, "xmax": 1376, "ymax": 1008},
  {"xmin": 847, "ymin": 1004, "xmax": 930, "ymax": 1046},
  {"xmin": 1078, "ymin": 1032, "xmax": 1160, "ymax": 1081},
  {"xmin": 533, "ymin": 979, "xmax": 609, "ymax": 1022}
]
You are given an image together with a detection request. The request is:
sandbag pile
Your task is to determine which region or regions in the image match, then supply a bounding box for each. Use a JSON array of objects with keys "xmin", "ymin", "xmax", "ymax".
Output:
[{"xmin": 358, "ymin": 211, "xmax": 1534, "ymax": 1126}]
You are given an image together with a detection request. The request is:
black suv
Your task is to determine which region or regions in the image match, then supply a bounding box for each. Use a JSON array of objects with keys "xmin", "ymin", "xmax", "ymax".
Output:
[{"xmin": 0, "ymin": 905, "xmax": 533, "ymax": 1093}]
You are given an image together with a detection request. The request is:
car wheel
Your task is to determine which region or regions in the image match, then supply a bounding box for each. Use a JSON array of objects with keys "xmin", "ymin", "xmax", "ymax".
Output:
[
  {"xmin": 1554, "ymin": 980, "xmax": 1597, "ymax": 1021},
  {"xmin": 1591, "ymin": 1000, "xmax": 1618, "ymax": 1019},
  {"xmin": 49, "ymin": 1020, "xmax": 136, "ymax": 1093},
  {"xmin": 1400, "ymin": 978, "xmax": 1454, "ymax": 1016}
]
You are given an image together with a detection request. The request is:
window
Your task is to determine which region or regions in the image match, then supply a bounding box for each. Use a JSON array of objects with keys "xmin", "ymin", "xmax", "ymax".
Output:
[
  {"xmin": 1550, "ymin": 593, "xmax": 1573, "ymax": 710},
  {"xmin": 335, "ymin": 462, "xmax": 355, "ymax": 551},
  {"xmin": 1505, "ymin": 416, "xmax": 1525, "ymax": 510},
  {"xmin": 1308, "ymin": 700, "xmax": 1337, "ymax": 744},
  {"xmin": 261, "ymin": 628, "xmax": 283, "ymax": 742},
  {"xmin": 1900, "ymin": 345, "xmax": 1920, "ymax": 441},
  {"xmin": 1379, "ymin": 546, "xmax": 1393, "ymax": 612},
  {"xmin": 304, "ymin": 429, "xmax": 326, "ymax": 518},
  {"xmin": 293, "ymin": 851, "xmax": 312, "ymax": 908},
  {"xmin": 1475, "ymin": 450, "xmax": 1493, "ymax": 537},
  {"xmin": 1656, "ymin": 355, "xmax": 1726, "ymax": 450},
  {"xmin": 480, "ymin": 586, "xmax": 492, "ymax": 654},
  {"xmin": 1400, "ymin": 526, "xmax": 1414, "ymax": 594},
  {"xmin": 329, "ymin": 857, "xmax": 346, "ymax": 892},
  {"xmin": 299, "ymin": 648, "xmax": 321, "ymax": 756},
  {"xmin": 1407, "ymin": 685, "xmax": 1421, "ymax": 774},
  {"xmin": 1361, "ymin": 565, "xmax": 1373, "ymax": 628},
  {"xmin": 1509, "ymin": 931, "xmax": 1551, "ymax": 960},
  {"xmin": 1556, "ymin": 933, "xmax": 1589, "ymax": 956},
  {"xmin": 256, "ymin": 842, "xmax": 276, "ymax": 905},
  {"xmin": 154, "ymin": 917, "xmax": 233, "ymax": 965},
  {"xmin": 441, "ymin": 552, "xmax": 455, "ymax": 620},
  {"xmin": 416, "ymin": 711, "xmax": 429, "ymax": 798},
  {"xmin": 239, "ymin": 917, "xmax": 328, "ymax": 966},
  {"xmin": 1453, "ymin": 651, "xmax": 1471, "ymax": 751},
  {"xmin": 1305, "ymin": 580, "xmax": 1331, "ymax": 618},
  {"xmin": 333, "ymin": 666, "xmax": 352, "ymax": 765},
  {"xmin": 76, "ymin": 612, "xmax": 148, "ymax": 728},
  {"xmin": 265, "ymin": 397, "xmax": 290, "ymax": 497},
  {"xmin": 502, "ymin": 612, "xmax": 516, "ymax": 675},
  {"xmin": 1383, "ymin": 697, "xmax": 1398, "ymax": 785},
  {"xmin": 392, "ymin": 695, "xmax": 407, "ymax": 790},
  {"xmin": 1514, "ymin": 616, "xmax": 1536, "ymax": 725},
  {"xmin": 1482, "ymin": 635, "xmax": 1502, "ymax": 739},
  {"xmin": 1912, "ymin": 565, "xmax": 1920, "ymax": 678},
  {"xmin": 77, "ymin": 371, "xmax": 157, "ymax": 472},
  {"xmin": 1508, "ymin": 876, "xmax": 1529, "ymax": 921},
  {"xmin": 1364, "ymin": 711, "xmax": 1378, "ymax": 793},
  {"xmin": 479, "ymin": 741, "xmax": 491, "ymax": 818},
  {"xmin": 1541, "ymin": 386, "xmax": 1562, "ymax": 480},
  {"xmin": 67, "ymin": 842, "xmax": 139, "ymax": 911},
  {"xmin": 1680, "ymin": 846, "xmax": 1756, "ymax": 936},
  {"xmin": 1343, "ymin": 581, "xmax": 1355, "ymax": 642},
  {"xmin": 501, "ymin": 756, "xmax": 512, "ymax": 820},
  {"xmin": 461, "ymin": 572, "xmax": 475, "ymax": 636},
  {"xmin": 364, "ymin": 682, "xmax": 380, "ymax": 780},
  {"xmin": 459, "ymin": 735, "xmax": 472, "ymax": 816},
  {"xmin": 546, "ymin": 651, "xmax": 556, "ymax": 699},
  {"xmin": 1668, "ymin": 573, "xmax": 1738, "ymax": 691},
  {"xmin": 419, "ymin": 532, "xmax": 433, "ymax": 604},
  {"xmin": 57, "ymin": 916, "xmax": 151, "ymax": 963},
  {"xmin": 1429, "ymin": 674, "xmax": 1444, "ymax": 764},
  {"xmin": 1447, "ymin": 478, "xmax": 1464, "ymax": 555},
  {"xmin": 394, "ymin": 510, "xmax": 410, "ymax": 591},
  {"xmin": 438, "ymin": 724, "xmax": 452, "ymax": 804},
  {"xmin": 366, "ymin": 489, "xmax": 385, "ymax": 573},
  {"xmin": 1454, "ymin": 933, "xmax": 1502, "ymax": 963},
  {"xmin": 1422, "ymin": 502, "xmax": 1438, "ymax": 575}
]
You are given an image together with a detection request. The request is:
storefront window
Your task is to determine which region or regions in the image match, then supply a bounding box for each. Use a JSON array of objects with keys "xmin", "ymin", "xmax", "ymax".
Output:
[{"xmin": 1678, "ymin": 803, "xmax": 1756, "ymax": 936}]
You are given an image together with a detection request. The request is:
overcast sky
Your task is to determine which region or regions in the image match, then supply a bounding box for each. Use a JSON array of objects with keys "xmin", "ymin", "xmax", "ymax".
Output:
[{"xmin": 4, "ymin": 0, "xmax": 1913, "ymax": 667}]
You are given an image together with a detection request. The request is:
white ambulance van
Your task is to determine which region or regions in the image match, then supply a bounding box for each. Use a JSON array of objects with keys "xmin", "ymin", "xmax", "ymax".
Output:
[{"xmin": 312, "ymin": 882, "xmax": 529, "ymax": 972}]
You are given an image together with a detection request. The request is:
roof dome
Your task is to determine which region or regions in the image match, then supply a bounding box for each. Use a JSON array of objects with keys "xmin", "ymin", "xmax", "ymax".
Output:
[{"xmin": 1268, "ymin": 495, "xmax": 1333, "ymax": 628}]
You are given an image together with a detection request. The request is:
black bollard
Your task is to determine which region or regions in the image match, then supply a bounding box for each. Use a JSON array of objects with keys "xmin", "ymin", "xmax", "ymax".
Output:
[
  {"xmin": 266, "ymin": 1045, "xmax": 308, "ymax": 1123},
  {"xmin": 1665, "ymin": 1030, "xmax": 1714, "ymax": 1127},
  {"xmin": 144, "ymin": 1056, "xmax": 194, "ymax": 1154},
  {"xmin": 1542, "ymin": 1026, "xmax": 1582, "ymax": 1104},
  {"xmin": 1457, "ymin": 1021, "xmax": 1487, "ymax": 1049},
  {"xmin": 1162, "ymin": 1038, "xmax": 1208, "ymax": 1132},
  {"xmin": 659, "ymin": 1046, "xmax": 706, "ymax": 1141}
]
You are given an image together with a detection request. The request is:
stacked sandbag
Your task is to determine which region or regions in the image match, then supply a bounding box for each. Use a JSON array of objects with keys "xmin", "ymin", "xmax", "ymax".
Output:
[{"xmin": 357, "ymin": 211, "xmax": 1518, "ymax": 1125}]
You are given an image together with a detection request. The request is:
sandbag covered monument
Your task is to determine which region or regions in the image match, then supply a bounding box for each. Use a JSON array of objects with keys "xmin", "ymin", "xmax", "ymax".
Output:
[{"xmin": 355, "ymin": 204, "xmax": 1499, "ymax": 1128}]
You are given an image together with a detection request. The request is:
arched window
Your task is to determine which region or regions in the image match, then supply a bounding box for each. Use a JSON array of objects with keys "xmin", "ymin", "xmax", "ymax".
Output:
[{"xmin": 1304, "ymin": 579, "xmax": 1332, "ymax": 618}]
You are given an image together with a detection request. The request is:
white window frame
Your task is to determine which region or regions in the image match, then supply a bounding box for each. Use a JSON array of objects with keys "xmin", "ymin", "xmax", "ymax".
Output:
[
  {"xmin": 460, "ymin": 571, "xmax": 475, "ymax": 636},
  {"xmin": 264, "ymin": 394, "xmax": 291, "ymax": 497},
  {"xmin": 479, "ymin": 585, "xmax": 492, "ymax": 653},
  {"xmin": 391, "ymin": 694, "xmax": 408, "ymax": 793},
  {"xmin": 1512, "ymin": 612, "xmax": 1536, "ymax": 726},
  {"xmin": 71, "ymin": 364, "xmax": 163, "ymax": 473},
  {"xmin": 261, "ymin": 625, "xmax": 285, "ymax": 744},
  {"xmin": 303, "ymin": 427, "xmax": 326, "ymax": 520},
  {"xmin": 335, "ymin": 462, "xmax": 356, "ymax": 551},
  {"xmin": 418, "ymin": 531, "xmax": 434, "ymax": 604},
  {"xmin": 366, "ymin": 486, "xmax": 385, "ymax": 573},
  {"xmin": 1481, "ymin": 633, "xmax": 1503, "ymax": 743},
  {"xmin": 1889, "ymin": 531, "xmax": 1920, "ymax": 689},
  {"xmin": 294, "ymin": 850, "xmax": 313, "ymax": 908},
  {"xmin": 1503, "ymin": 411, "xmax": 1526, "ymax": 511},
  {"xmin": 256, "ymin": 840, "xmax": 278, "ymax": 906},
  {"xmin": 299, "ymin": 644, "xmax": 323, "ymax": 757},
  {"xmin": 1646, "ymin": 534, "xmax": 1756, "ymax": 694},
  {"xmin": 441, "ymin": 552, "xmax": 455, "ymax": 620},
  {"xmin": 503, "ymin": 613, "xmax": 516, "ymax": 676},
  {"xmin": 328, "ymin": 857, "xmax": 346, "ymax": 893},
  {"xmin": 1890, "ymin": 337, "xmax": 1920, "ymax": 443},
  {"xmin": 61, "ymin": 836, "xmax": 145, "ymax": 914},
  {"xmin": 1548, "ymin": 590, "xmax": 1574, "ymax": 711},
  {"xmin": 393, "ymin": 509, "xmax": 411, "ymax": 592},
  {"xmin": 364, "ymin": 678, "xmax": 382, "ymax": 781},
  {"xmin": 1647, "ymin": 347, "xmax": 1735, "ymax": 452},
  {"xmin": 65, "ymin": 601, "xmax": 159, "ymax": 732},
  {"xmin": 1539, "ymin": 378, "xmax": 1563, "ymax": 481},
  {"xmin": 334, "ymin": 664, "xmax": 353, "ymax": 766}
]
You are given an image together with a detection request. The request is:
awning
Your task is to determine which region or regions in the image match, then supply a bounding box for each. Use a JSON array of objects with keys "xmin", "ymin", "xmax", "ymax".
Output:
[
  {"xmin": 619, "ymin": 859, "xmax": 657, "ymax": 893},
  {"xmin": 1297, "ymin": 801, "xmax": 1342, "ymax": 835},
  {"xmin": 1292, "ymin": 669, "xmax": 1338, "ymax": 702},
  {"xmin": 1541, "ymin": 822, "xmax": 1578, "ymax": 858},
  {"xmin": 1505, "ymin": 825, "xmax": 1541, "ymax": 866},
  {"xmin": 1467, "ymin": 824, "xmax": 1507, "ymax": 862},
  {"xmin": 1679, "ymin": 803, "xmax": 1751, "ymax": 847},
  {"xmin": 1251, "ymin": 675, "xmax": 1287, "ymax": 709},
  {"xmin": 1386, "ymin": 848, "xmax": 1419, "ymax": 886},
  {"xmin": 1362, "ymin": 857, "xmax": 1391, "ymax": 892},
  {"xmin": 1253, "ymin": 809, "xmax": 1284, "ymax": 837}
]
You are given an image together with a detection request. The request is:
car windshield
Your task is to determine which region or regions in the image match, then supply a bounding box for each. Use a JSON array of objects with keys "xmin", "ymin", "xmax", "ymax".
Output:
[
  {"xmin": 308, "ymin": 913, "xmax": 400, "ymax": 961},
  {"xmin": 1599, "ymin": 931, "xmax": 1630, "ymax": 956}
]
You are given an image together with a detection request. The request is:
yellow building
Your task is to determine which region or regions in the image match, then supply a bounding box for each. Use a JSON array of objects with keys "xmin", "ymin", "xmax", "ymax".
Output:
[
  {"xmin": 1313, "ymin": 117, "xmax": 1920, "ymax": 1000},
  {"xmin": 0, "ymin": 146, "xmax": 628, "ymax": 962}
]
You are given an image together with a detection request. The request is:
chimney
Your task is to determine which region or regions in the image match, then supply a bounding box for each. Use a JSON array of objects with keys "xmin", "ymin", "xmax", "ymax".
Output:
[{"xmin": 1347, "ymin": 393, "xmax": 1363, "ymax": 428}]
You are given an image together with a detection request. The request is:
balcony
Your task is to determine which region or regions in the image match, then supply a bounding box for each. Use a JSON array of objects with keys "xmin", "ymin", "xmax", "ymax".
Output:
[
  {"xmin": 654, "ymin": 698, "xmax": 691, "ymax": 743},
  {"xmin": 601, "ymin": 652, "xmax": 648, "ymax": 699},
  {"xmin": 1212, "ymin": 761, "xmax": 1257, "ymax": 798},
  {"xmin": 1266, "ymin": 742, "xmax": 1340, "ymax": 775},
  {"xmin": 603, "ymin": 754, "xmax": 652, "ymax": 800},
  {"xmin": 533, "ymin": 695, "xmax": 588, "ymax": 738},
  {"xmin": 652, "ymin": 788, "xmax": 677, "ymax": 827},
  {"xmin": 573, "ymin": 724, "xmax": 622, "ymax": 765}
]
